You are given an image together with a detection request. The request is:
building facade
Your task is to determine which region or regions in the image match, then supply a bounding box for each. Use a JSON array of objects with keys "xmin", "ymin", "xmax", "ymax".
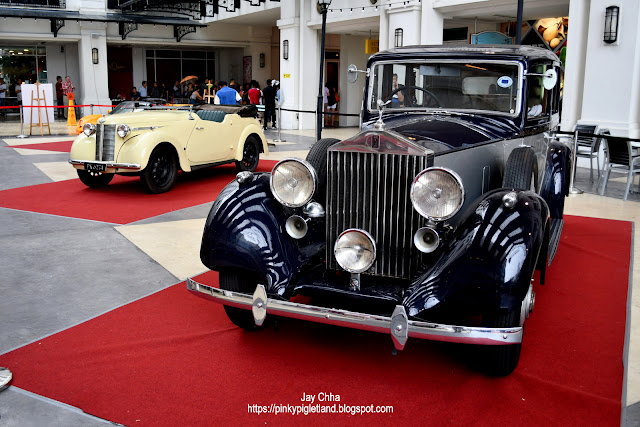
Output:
[{"xmin": 0, "ymin": 0, "xmax": 638, "ymax": 137}]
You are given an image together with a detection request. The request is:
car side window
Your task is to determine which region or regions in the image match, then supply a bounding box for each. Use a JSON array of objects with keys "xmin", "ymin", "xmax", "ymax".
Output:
[{"xmin": 526, "ymin": 63, "xmax": 553, "ymax": 122}]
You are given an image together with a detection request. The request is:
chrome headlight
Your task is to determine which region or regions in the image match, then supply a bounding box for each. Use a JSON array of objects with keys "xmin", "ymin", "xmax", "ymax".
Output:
[
  {"xmin": 410, "ymin": 167, "xmax": 464, "ymax": 221},
  {"xmin": 117, "ymin": 124, "xmax": 130, "ymax": 138},
  {"xmin": 334, "ymin": 229, "xmax": 376, "ymax": 273},
  {"xmin": 82, "ymin": 123, "xmax": 96, "ymax": 136},
  {"xmin": 270, "ymin": 158, "xmax": 317, "ymax": 207}
]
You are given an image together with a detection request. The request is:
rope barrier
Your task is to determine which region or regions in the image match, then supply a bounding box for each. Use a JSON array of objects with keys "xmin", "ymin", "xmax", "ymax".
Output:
[
  {"xmin": 555, "ymin": 129, "xmax": 640, "ymax": 143},
  {"xmin": 279, "ymin": 107, "xmax": 360, "ymax": 118}
]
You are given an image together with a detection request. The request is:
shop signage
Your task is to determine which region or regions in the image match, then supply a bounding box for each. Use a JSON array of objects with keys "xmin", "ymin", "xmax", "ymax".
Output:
[{"xmin": 365, "ymin": 39, "xmax": 379, "ymax": 54}]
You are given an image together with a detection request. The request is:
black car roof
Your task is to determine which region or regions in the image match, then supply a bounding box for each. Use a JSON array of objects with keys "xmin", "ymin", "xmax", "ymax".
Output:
[{"xmin": 369, "ymin": 44, "xmax": 560, "ymax": 64}]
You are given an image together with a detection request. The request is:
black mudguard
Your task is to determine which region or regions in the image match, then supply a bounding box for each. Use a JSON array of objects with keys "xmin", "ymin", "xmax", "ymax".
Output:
[
  {"xmin": 540, "ymin": 141, "xmax": 572, "ymax": 219},
  {"xmin": 200, "ymin": 173, "xmax": 324, "ymax": 297},
  {"xmin": 403, "ymin": 188, "xmax": 549, "ymax": 318}
]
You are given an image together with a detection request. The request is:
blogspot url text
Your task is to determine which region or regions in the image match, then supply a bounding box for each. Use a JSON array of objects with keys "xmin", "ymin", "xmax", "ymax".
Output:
[{"xmin": 248, "ymin": 403, "xmax": 394, "ymax": 416}]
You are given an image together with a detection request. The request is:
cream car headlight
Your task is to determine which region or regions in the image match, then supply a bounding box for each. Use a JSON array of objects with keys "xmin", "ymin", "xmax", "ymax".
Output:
[
  {"xmin": 117, "ymin": 124, "xmax": 130, "ymax": 138},
  {"xmin": 334, "ymin": 229, "xmax": 376, "ymax": 273},
  {"xmin": 410, "ymin": 167, "xmax": 464, "ymax": 221},
  {"xmin": 82, "ymin": 123, "xmax": 96, "ymax": 136},
  {"xmin": 270, "ymin": 158, "xmax": 317, "ymax": 207}
]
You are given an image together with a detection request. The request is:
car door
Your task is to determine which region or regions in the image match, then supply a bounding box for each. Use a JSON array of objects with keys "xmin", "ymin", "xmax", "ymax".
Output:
[{"xmin": 185, "ymin": 112, "xmax": 240, "ymax": 164}]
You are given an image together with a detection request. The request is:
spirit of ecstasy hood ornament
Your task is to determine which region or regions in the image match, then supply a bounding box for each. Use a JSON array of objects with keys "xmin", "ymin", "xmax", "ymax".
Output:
[{"xmin": 374, "ymin": 99, "xmax": 391, "ymax": 130}]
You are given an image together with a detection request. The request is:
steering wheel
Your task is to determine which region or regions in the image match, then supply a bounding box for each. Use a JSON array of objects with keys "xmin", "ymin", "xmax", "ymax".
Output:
[{"xmin": 390, "ymin": 86, "xmax": 442, "ymax": 108}]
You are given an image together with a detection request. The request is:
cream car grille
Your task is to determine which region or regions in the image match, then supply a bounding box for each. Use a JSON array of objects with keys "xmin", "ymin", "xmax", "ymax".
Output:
[
  {"xmin": 95, "ymin": 124, "xmax": 116, "ymax": 162},
  {"xmin": 326, "ymin": 150, "xmax": 429, "ymax": 279}
]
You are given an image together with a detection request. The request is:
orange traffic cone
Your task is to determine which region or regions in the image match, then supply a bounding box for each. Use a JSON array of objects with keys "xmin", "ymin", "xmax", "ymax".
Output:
[{"xmin": 67, "ymin": 93, "xmax": 76, "ymax": 126}]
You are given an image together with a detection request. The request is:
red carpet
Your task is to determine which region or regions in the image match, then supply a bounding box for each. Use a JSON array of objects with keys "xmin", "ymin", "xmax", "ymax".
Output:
[
  {"xmin": 7, "ymin": 140, "xmax": 74, "ymax": 152},
  {"xmin": 0, "ymin": 216, "xmax": 630, "ymax": 426},
  {"xmin": 0, "ymin": 160, "xmax": 277, "ymax": 224}
]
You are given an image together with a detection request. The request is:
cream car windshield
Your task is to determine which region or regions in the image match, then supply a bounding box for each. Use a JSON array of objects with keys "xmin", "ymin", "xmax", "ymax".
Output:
[{"xmin": 369, "ymin": 61, "xmax": 520, "ymax": 116}]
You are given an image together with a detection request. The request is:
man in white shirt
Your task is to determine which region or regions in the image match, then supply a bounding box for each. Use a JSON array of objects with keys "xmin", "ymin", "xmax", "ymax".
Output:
[
  {"xmin": 139, "ymin": 81, "xmax": 148, "ymax": 98},
  {"xmin": 15, "ymin": 79, "xmax": 22, "ymax": 104}
]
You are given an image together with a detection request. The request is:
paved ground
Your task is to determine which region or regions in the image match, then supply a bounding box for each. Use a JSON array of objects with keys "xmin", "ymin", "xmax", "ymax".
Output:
[{"xmin": 0, "ymin": 120, "xmax": 638, "ymax": 426}]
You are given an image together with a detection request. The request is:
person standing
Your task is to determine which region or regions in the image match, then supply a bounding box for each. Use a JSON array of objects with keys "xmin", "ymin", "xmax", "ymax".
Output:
[
  {"xmin": 139, "ymin": 81, "xmax": 148, "ymax": 98},
  {"xmin": 62, "ymin": 76, "xmax": 76, "ymax": 118},
  {"xmin": 15, "ymin": 79, "xmax": 22, "ymax": 105},
  {"xmin": 55, "ymin": 76, "xmax": 64, "ymax": 118},
  {"xmin": 214, "ymin": 81, "xmax": 241, "ymax": 105},
  {"xmin": 326, "ymin": 85, "xmax": 337, "ymax": 127},
  {"xmin": 150, "ymin": 81, "xmax": 161, "ymax": 98},
  {"xmin": 0, "ymin": 78, "xmax": 6, "ymax": 117},
  {"xmin": 248, "ymin": 80, "xmax": 261, "ymax": 105},
  {"xmin": 262, "ymin": 79, "xmax": 277, "ymax": 129}
]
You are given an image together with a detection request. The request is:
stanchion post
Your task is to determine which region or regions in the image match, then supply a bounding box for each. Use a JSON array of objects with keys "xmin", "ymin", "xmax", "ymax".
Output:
[
  {"xmin": 16, "ymin": 105, "xmax": 28, "ymax": 139},
  {"xmin": 91, "ymin": 104, "xmax": 94, "ymax": 115},
  {"xmin": 273, "ymin": 106, "xmax": 286, "ymax": 143},
  {"xmin": 569, "ymin": 129, "xmax": 584, "ymax": 194}
]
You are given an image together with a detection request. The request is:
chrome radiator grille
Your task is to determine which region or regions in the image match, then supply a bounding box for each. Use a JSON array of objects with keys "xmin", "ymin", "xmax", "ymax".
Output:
[
  {"xmin": 326, "ymin": 150, "xmax": 431, "ymax": 279},
  {"xmin": 95, "ymin": 124, "xmax": 116, "ymax": 161}
]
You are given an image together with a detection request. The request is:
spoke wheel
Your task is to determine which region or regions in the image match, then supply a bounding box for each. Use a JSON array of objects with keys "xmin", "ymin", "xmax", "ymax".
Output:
[
  {"xmin": 141, "ymin": 146, "xmax": 178, "ymax": 194},
  {"xmin": 77, "ymin": 170, "xmax": 114, "ymax": 188},
  {"xmin": 219, "ymin": 270, "xmax": 266, "ymax": 331},
  {"xmin": 236, "ymin": 136, "xmax": 260, "ymax": 172}
]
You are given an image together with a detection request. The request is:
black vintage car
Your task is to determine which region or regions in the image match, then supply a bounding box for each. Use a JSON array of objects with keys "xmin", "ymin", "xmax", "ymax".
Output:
[{"xmin": 188, "ymin": 46, "xmax": 572, "ymax": 375}]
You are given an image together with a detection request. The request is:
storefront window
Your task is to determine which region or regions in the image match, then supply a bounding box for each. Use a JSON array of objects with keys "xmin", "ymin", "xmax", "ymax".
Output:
[
  {"xmin": 145, "ymin": 49, "xmax": 215, "ymax": 85},
  {"xmin": 0, "ymin": 46, "xmax": 47, "ymax": 103}
]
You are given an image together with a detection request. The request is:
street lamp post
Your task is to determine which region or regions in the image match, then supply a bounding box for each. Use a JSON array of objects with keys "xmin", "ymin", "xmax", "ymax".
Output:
[{"xmin": 316, "ymin": 0, "xmax": 331, "ymax": 142}]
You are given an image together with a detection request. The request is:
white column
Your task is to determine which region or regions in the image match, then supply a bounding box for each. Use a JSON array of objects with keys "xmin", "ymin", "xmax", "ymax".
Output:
[
  {"xmin": 278, "ymin": 0, "xmax": 300, "ymax": 130},
  {"xmin": 297, "ymin": 0, "xmax": 322, "ymax": 130},
  {"xmin": 580, "ymin": 0, "xmax": 640, "ymax": 137},
  {"xmin": 387, "ymin": 5, "xmax": 422, "ymax": 47},
  {"xmin": 379, "ymin": 2, "xmax": 389, "ymax": 51},
  {"xmin": 421, "ymin": 0, "xmax": 444, "ymax": 45},
  {"xmin": 560, "ymin": 0, "xmax": 591, "ymax": 132},
  {"xmin": 78, "ymin": 22, "xmax": 110, "ymax": 116}
]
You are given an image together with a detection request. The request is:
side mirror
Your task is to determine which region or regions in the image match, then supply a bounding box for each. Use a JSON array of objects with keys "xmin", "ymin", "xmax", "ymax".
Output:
[
  {"xmin": 347, "ymin": 64, "xmax": 368, "ymax": 83},
  {"xmin": 347, "ymin": 64, "xmax": 359, "ymax": 83},
  {"xmin": 543, "ymin": 69, "xmax": 558, "ymax": 90}
]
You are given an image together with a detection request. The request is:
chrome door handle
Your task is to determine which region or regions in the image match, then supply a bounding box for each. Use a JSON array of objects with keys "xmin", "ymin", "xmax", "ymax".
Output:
[{"xmin": 195, "ymin": 127, "xmax": 204, "ymax": 130}]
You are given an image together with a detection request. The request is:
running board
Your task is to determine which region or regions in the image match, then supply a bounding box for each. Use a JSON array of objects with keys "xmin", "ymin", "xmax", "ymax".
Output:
[{"xmin": 548, "ymin": 218, "xmax": 564, "ymax": 265}]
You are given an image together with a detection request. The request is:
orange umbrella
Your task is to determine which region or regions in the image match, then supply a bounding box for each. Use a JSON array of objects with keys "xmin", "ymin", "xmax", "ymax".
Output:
[{"xmin": 180, "ymin": 75, "xmax": 198, "ymax": 85}]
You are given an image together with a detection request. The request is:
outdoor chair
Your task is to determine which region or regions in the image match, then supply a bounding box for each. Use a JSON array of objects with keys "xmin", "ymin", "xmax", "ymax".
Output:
[
  {"xmin": 599, "ymin": 135, "xmax": 640, "ymax": 201},
  {"xmin": 573, "ymin": 124, "xmax": 604, "ymax": 184}
]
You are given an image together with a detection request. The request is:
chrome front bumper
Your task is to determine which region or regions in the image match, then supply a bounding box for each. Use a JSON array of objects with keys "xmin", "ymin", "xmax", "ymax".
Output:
[
  {"xmin": 69, "ymin": 159, "xmax": 141, "ymax": 171},
  {"xmin": 186, "ymin": 277, "xmax": 523, "ymax": 350}
]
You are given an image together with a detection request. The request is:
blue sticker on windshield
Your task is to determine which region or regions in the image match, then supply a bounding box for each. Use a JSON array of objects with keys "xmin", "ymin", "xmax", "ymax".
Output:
[{"xmin": 497, "ymin": 76, "xmax": 513, "ymax": 88}]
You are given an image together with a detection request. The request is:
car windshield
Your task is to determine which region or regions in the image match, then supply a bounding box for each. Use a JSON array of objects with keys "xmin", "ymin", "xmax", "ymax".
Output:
[
  {"xmin": 110, "ymin": 102, "xmax": 141, "ymax": 114},
  {"xmin": 369, "ymin": 60, "xmax": 521, "ymax": 116}
]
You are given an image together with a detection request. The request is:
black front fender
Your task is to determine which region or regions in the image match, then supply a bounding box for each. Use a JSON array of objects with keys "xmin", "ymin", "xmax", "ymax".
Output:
[
  {"xmin": 200, "ymin": 173, "xmax": 324, "ymax": 297},
  {"xmin": 540, "ymin": 141, "xmax": 572, "ymax": 219},
  {"xmin": 403, "ymin": 189, "xmax": 549, "ymax": 317}
]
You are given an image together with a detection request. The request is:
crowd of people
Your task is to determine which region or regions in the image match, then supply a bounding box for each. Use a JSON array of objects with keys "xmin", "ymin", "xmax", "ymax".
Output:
[{"xmin": 124, "ymin": 77, "xmax": 283, "ymax": 129}]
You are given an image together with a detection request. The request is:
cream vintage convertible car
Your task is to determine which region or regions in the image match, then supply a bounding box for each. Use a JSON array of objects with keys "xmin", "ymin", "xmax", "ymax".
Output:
[{"xmin": 69, "ymin": 104, "xmax": 267, "ymax": 193}]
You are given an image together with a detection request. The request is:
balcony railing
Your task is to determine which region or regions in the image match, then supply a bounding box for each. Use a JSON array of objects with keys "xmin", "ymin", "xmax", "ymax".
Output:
[{"xmin": 0, "ymin": 0, "xmax": 65, "ymax": 7}]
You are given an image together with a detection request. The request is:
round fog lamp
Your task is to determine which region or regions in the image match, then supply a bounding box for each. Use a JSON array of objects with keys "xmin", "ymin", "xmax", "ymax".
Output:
[
  {"xmin": 411, "ymin": 167, "xmax": 464, "ymax": 221},
  {"xmin": 117, "ymin": 124, "xmax": 130, "ymax": 138},
  {"xmin": 82, "ymin": 123, "xmax": 96, "ymax": 136},
  {"xmin": 270, "ymin": 158, "xmax": 317, "ymax": 207},
  {"xmin": 334, "ymin": 229, "xmax": 376, "ymax": 273}
]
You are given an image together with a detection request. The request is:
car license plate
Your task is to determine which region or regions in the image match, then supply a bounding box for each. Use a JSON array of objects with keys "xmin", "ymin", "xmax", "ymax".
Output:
[{"xmin": 85, "ymin": 162, "xmax": 106, "ymax": 172}]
